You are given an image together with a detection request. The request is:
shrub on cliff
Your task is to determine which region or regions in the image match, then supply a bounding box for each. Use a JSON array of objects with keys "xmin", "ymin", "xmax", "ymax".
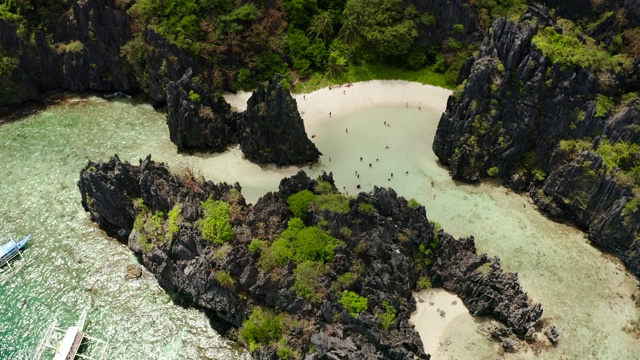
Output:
[
  {"xmin": 311, "ymin": 193, "xmax": 351, "ymax": 214},
  {"xmin": 258, "ymin": 218, "xmax": 340, "ymax": 270},
  {"xmin": 199, "ymin": 197, "xmax": 234, "ymax": 244},
  {"xmin": 532, "ymin": 19, "xmax": 633, "ymax": 73},
  {"xmin": 291, "ymin": 260, "xmax": 326, "ymax": 302},
  {"xmin": 339, "ymin": 290, "xmax": 368, "ymax": 317},
  {"xmin": 240, "ymin": 307, "xmax": 285, "ymax": 352},
  {"xmin": 287, "ymin": 190, "xmax": 317, "ymax": 218},
  {"xmin": 376, "ymin": 301, "xmax": 397, "ymax": 330}
]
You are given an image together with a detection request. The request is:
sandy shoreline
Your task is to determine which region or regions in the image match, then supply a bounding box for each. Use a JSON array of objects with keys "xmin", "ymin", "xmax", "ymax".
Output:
[
  {"xmin": 224, "ymin": 80, "xmax": 452, "ymax": 126},
  {"xmin": 409, "ymin": 289, "xmax": 475, "ymax": 358}
]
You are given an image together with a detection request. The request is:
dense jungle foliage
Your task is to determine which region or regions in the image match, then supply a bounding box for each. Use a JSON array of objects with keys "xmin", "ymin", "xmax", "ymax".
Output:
[
  {"xmin": 0, "ymin": 0, "xmax": 534, "ymax": 92},
  {"xmin": 0, "ymin": 0, "xmax": 638, "ymax": 93}
]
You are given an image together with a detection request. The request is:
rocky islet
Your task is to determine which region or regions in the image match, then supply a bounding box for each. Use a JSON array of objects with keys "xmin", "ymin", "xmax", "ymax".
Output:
[{"xmin": 77, "ymin": 155, "xmax": 557, "ymax": 358}]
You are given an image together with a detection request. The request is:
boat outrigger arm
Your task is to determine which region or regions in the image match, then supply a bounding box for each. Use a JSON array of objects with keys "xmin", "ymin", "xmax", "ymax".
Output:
[
  {"xmin": 0, "ymin": 234, "xmax": 31, "ymax": 282},
  {"xmin": 33, "ymin": 310, "xmax": 110, "ymax": 360}
]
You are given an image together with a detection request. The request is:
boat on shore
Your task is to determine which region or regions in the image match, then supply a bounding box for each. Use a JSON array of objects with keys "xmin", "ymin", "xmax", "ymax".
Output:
[{"xmin": 0, "ymin": 234, "xmax": 31, "ymax": 281}]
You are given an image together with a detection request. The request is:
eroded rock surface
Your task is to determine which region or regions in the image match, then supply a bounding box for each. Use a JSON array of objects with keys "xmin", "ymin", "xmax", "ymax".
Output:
[{"xmin": 78, "ymin": 155, "xmax": 554, "ymax": 358}]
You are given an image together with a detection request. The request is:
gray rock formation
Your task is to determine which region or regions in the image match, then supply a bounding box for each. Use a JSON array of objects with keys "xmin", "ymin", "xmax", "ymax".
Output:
[
  {"xmin": 166, "ymin": 71, "xmax": 321, "ymax": 166},
  {"xmin": 239, "ymin": 74, "xmax": 322, "ymax": 165},
  {"xmin": 433, "ymin": 4, "xmax": 640, "ymax": 275},
  {"xmin": 78, "ymin": 155, "xmax": 556, "ymax": 358}
]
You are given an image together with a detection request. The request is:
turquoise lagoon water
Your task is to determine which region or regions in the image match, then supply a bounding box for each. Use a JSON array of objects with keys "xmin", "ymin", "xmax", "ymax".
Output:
[{"xmin": 0, "ymin": 95, "xmax": 638, "ymax": 359}]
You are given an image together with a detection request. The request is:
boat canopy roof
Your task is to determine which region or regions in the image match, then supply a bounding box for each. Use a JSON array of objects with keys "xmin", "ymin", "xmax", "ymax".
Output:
[{"xmin": 0, "ymin": 241, "xmax": 17, "ymax": 257}]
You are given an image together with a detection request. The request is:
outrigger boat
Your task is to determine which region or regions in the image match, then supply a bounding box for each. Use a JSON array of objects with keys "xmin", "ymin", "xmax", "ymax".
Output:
[
  {"xmin": 33, "ymin": 310, "xmax": 109, "ymax": 360},
  {"xmin": 0, "ymin": 234, "xmax": 31, "ymax": 281}
]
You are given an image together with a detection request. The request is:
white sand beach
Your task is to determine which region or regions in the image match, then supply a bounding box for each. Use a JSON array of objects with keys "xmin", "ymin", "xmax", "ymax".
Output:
[
  {"xmin": 409, "ymin": 289, "xmax": 477, "ymax": 358},
  {"xmin": 224, "ymin": 80, "xmax": 452, "ymax": 125}
]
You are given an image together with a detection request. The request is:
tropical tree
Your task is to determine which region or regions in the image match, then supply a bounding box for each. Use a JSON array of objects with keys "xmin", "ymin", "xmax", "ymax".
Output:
[
  {"xmin": 342, "ymin": 0, "xmax": 418, "ymax": 58},
  {"xmin": 338, "ymin": 19, "xmax": 359, "ymax": 49},
  {"xmin": 326, "ymin": 50, "xmax": 347, "ymax": 77},
  {"xmin": 308, "ymin": 11, "xmax": 334, "ymax": 42}
]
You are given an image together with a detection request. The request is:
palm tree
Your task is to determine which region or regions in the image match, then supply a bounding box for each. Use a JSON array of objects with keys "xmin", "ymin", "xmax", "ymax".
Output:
[
  {"xmin": 326, "ymin": 51, "xmax": 347, "ymax": 77},
  {"xmin": 338, "ymin": 20, "xmax": 359, "ymax": 49},
  {"xmin": 308, "ymin": 12, "xmax": 334, "ymax": 43}
]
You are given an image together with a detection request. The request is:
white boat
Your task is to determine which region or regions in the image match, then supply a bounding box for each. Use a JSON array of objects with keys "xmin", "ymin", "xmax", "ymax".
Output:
[
  {"xmin": 33, "ymin": 310, "xmax": 109, "ymax": 360},
  {"xmin": 0, "ymin": 234, "xmax": 30, "ymax": 282}
]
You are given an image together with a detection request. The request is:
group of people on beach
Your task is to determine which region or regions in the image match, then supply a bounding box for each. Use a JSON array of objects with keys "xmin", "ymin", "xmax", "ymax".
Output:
[{"xmin": 329, "ymin": 82, "xmax": 353, "ymax": 90}]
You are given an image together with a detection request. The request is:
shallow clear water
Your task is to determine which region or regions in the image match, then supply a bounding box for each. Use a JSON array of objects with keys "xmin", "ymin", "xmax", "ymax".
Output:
[
  {"xmin": 0, "ymin": 97, "xmax": 247, "ymax": 360},
  {"xmin": 0, "ymin": 96, "xmax": 638, "ymax": 359}
]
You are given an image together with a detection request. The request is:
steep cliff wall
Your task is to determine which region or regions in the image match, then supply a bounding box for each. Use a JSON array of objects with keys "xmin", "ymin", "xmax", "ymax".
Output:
[
  {"xmin": 239, "ymin": 74, "xmax": 322, "ymax": 165},
  {"xmin": 165, "ymin": 68, "xmax": 238, "ymax": 153},
  {"xmin": 433, "ymin": 4, "xmax": 640, "ymax": 275},
  {"xmin": 78, "ymin": 156, "xmax": 557, "ymax": 358},
  {"xmin": 166, "ymin": 72, "xmax": 321, "ymax": 166},
  {"xmin": 0, "ymin": 0, "xmax": 138, "ymax": 105}
]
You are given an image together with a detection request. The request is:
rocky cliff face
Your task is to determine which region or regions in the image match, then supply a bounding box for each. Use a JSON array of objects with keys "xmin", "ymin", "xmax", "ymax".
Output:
[
  {"xmin": 165, "ymin": 68, "xmax": 239, "ymax": 153},
  {"xmin": 78, "ymin": 155, "xmax": 557, "ymax": 358},
  {"xmin": 239, "ymin": 74, "xmax": 322, "ymax": 165},
  {"xmin": 0, "ymin": 0, "xmax": 138, "ymax": 106},
  {"xmin": 433, "ymin": 4, "xmax": 640, "ymax": 275},
  {"xmin": 166, "ymin": 72, "xmax": 321, "ymax": 166},
  {"xmin": 0, "ymin": 0, "xmax": 207, "ymax": 108}
]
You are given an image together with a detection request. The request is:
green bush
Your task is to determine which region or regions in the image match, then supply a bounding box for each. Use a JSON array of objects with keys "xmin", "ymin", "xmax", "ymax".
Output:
[
  {"xmin": 559, "ymin": 139, "xmax": 592, "ymax": 156},
  {"xmin": 258, "ymin": 218, "xmax": 340, "ymax": 270},
  {"xmin": 201, "ymin": 197, "xmax": 234, "ymax": 244},
  {"xmin": 0, "ymin": 55, "xmax": 19, "ymax": 77},
  {"xmin": 453, "ymin": 23, "xmax": 464, "ymax": 33},
  {"xmin": 532, "ymin": 20, "xmax": 633, "ymax": 72},
  {"xmin": 240, "ymin": 307, "xmax": 284, "ymax": 352},
  {"xmin": 595, "ymin": 94, "xmax": 614, "ymax": 117},
  {"xmin": 597, "ymin": 140, "xmax": 640, "ymax": 173},
  {"xmin": 339, "ymin": 290, "xmax": 368, "ymax": 317},
  {"xmin": 336, "ymin": 272, "xmax": 355, "ymax": 288},
  {"xmin": 311, "ymin": 193, "xmax": 351, "ymax": 214},
  {"xmin": 167, "ymin": 204, "xmax": 181, "ymax": 239},
  {"xmin": 486, "ymin": 166, "xmax": 499, "ymax": 177},
  {"xmin": 189, "ymin": 90, "xmax": 201, "ymax": 103},
  {"xmin": 248, "ymin": 239, "xmax": 267, "ymax": 252},
  {"xmin": 408, "ymin": 198, "xmax": 421, "ymax": 209},
  {"xmin": 357, "ymin": 202, "xmax": 377, "ymax": 215},
  {"xmin": 531, "ymin": 169, "xmax": 547, "ymax": 182},
  {"xmin": 287, "ymin": 190, "xmax": 317, "ymax": 218},
  {"xmin": 377, "ymin": 301, "xmax": 396, "ymax": 330},
  {"xmin": 417, "ymin": 276, "xmax": 432, "ymax": 289},
  {"xmin": 294, "ymin": 226, "xmax": 339, "ymax": 262},
  {"xmin": 315, "ymin": 179, "xmax": 334, "ymax": 194},
  {"xmin": 339, "ymin": 226, "xmax": 353, "ymax": 238},
  {"xmin": 292, "ymin": 260, "xmax": 326, "ymax": 302},
  {"xmin": 216, "ymin": 270, "xmax": 235, "ymax": 288},
  {"xmin": 624, "ymin": 197, "xmax": 640, "ymax": 216}
]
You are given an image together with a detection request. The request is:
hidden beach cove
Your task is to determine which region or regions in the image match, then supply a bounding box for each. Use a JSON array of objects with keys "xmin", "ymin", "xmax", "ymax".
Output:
[
  {"xmin": 79, "ymin": 74, "xmax": 553, "ymax": 359},
  {"xmin": 2, "ymin": 2, "xmax": 640, "ymax": 358},
  {"xmin": 0, "ymin": 76, "xmax": 637, "ymax": 360}
]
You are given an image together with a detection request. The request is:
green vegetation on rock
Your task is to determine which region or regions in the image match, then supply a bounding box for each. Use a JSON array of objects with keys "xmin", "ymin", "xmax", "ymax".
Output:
[
  {"xmin": 377, "ymin": 300, "xmax": 396, "ymax": 330},
  {"xmin": 532, "ymin": 19, "xmax": 633, "ymax": 73},
  {"xmin": 200, "ymin": 197, "xmax": 234, "ymax": 244},
  {"xmin": 287, "ymin": 190, "xmax": 316, "ymax": 218},
  {"xmin": 215, "ymin": 270, "xmax": 235, "ymax": 288},
  {"xmin": 258, "ymin": 217, "xmax": 340, "ymax": 270},
  {"xmin": 417, "ymin": 276, "xmax": 432, "ymax": 289},
  {"xmin": 240, "ymin": 307, "xmax": 285, "ymax": 352},
  {"xmin": 291, "ymin": 260, "xmax": 326, "ymax": 302},
  {"xmin": 339, "ymin": 290, "xmax": 368, "ymax": 316}
]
